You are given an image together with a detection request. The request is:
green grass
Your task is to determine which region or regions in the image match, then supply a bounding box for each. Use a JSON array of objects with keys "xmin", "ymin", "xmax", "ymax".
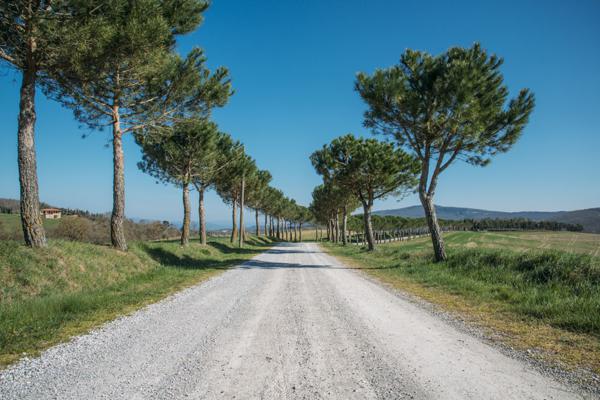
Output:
[
  {"xmin": 0, "ymin": 236, "xmax": 273, "ymax": 367},
  {"xmin": 0, "ymin": 213, "xmax": 61, "ymax": 236},
  {"xmin": 323, "ymin": 231, "xmax": 600, "ymax": 374}
]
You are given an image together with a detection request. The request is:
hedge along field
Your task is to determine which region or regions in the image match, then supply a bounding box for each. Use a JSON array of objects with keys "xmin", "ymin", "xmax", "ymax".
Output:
[
  {"xmin": 0, "ymin": 236, "xmax": 273, "ymax": 368},
  {"xmin": 323, "ymin": 230, "xmax": 600, "ymax": 374}
]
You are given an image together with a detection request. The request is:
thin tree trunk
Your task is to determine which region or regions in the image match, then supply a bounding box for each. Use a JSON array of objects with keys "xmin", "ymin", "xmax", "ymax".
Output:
[
  {"xmin": 230, "ymin": 199, "xmax": 237, "ymax": 243},
  {"xmin": 342, "ymin": 205, "xmax": 348, "ymax": 245},
  {"xmin": 264, "ymin": 213, "xmax": 268, "ymax": 237},
  {"xmin": 362, "ymin": 201, "xmax": 375, "ymax": 251},
  {"xmin": 111, "ymin": 101, "xmax": 127, "ymax": 251},
  {"xmin": 181, "ymin": 183, "xmax": 190, "ymax": 246},
  {"xmin": 334, "ymin": 213, "xmax": 340, "ymax": 243},
  {"xmin": 17, "ymin": 56, "xmax": 46, "ymax": 248},
  {"xmin": 300, "ymin": 223, "xmax": 303, "ymax": 242},
  {"xmin": 198, "ymin": 186, "xmax": 206, "ymax": 245},
  {"xmin": 420, "ymin": 192, "xmax": 447, "ymax": 261},
  {"xmin": 255, "ymin": 209, "xmax": 260, "ymax": 236},
  {"xmin": 239, "ymin": 173, "xmax": 245, "ymax": 247},
  {"xmin": 276, "ymin": 217, "xmax": 280, "ymax": 239}
]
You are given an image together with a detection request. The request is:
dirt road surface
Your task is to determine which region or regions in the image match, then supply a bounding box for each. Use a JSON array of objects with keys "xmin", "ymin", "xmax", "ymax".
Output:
[{"xmin": 0, "ymin": 242, "xmax": 586, "ymax": 399}]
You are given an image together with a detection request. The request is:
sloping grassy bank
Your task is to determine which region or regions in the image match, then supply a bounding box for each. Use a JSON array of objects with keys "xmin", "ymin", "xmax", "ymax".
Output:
[
  {"xmin": 0, "ymin": 236, "xmax": 272, "ymax": 367},
  {"xmin": 323, "ymin": 231, "xmax": 600, "ymax": 375}
]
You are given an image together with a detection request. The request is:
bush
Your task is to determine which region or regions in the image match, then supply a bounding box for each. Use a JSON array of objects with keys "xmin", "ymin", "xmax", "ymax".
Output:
[{"xmin": 53, "ymin": 217, "xmax": 93, "ymax": 242}]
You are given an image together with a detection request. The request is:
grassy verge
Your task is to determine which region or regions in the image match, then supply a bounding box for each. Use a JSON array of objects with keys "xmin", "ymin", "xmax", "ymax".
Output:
[
  {"xmin": 322, "ymin": 231, "xmax": 600, "ymax": 376},
  {"xmin": 0, "ymin": 236, "xmax": 273, "ymax": 367}
]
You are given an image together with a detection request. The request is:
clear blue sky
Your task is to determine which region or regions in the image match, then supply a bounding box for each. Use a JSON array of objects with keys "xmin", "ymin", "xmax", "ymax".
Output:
[{"xmin": 1, "ymin": 0, "xmax": 599, "ymax": 224}]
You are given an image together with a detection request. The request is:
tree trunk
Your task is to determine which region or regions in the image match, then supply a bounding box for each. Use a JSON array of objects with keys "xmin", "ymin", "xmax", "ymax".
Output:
[
  {"xmin": 420, "ymin": 193, "xmax": 447, "ymax": 261},
  {"xmin": 239, "ymin": 173, "xmax": 245, "ymax": 247},
  {"xmin": 334, "ymin": 213, "xmax": 340, "ymax": 243},
  {"xmin": 362, "ymin": 201, "xmax": 375, "ymax": 251},
  {"xmin": 276, "ymin": 217, "xmax": 280, "ymax": 239},
  {"xmin": 17, "ymin": 57, "xmax": 46, "ymax": 248},
  {"xmin": 255, "ymin": 210, "xmax": 260, "ymax": 236},
  {"xmin": 300, "ymin": 223, "xmax": 303, "ymax": 242},
  {"xmin": 181, "ymin": 183, "xmax": 190, "ymax": 246},
  {"xmin": 264, "ymin": 213, "xmax": 268, "ymax": 237},
  {"xmin": 111, "ymin": 102, "xmax": 127, "ymax": 251},
  {"xmin": 342, "ymin": 205, "xmax": 348, "ymax": 246},
  {"xmin": 198, "ymin": 186, "xmax": 206, "ymax": 245},
  {"xmin": 230, "ymin": 199, "xmax": 237, "ymax": 243}
]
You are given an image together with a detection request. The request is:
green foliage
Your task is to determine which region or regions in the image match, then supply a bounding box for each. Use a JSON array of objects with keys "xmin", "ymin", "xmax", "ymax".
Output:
[
  {"xmin": 137, "ymin": 118, "xmax": 223, "ymax": 187},
  {"xmin": 311, "ymin": 134, "xmax": 419, "ymax": 207},
  {"xmin": 356, "ymin": 43, "xmax": 535, "ymax": 168},
  {"xmin": 0, "ymin": 0, "xmax": 72, "ymax": 71}
]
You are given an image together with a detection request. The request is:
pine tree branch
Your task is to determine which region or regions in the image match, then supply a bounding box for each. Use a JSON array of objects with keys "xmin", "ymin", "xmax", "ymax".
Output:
[{"xmin": 0, "ymin": 48, "xmax": 17, "ymax": 65}]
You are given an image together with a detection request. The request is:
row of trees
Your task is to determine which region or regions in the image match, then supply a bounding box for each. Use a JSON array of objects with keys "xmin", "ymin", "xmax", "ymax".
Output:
[
  {"xmin": 2, "ymin": 0, "xmax": 222, "ymax": 250},
  {"xmin": 136, "ymin": 117, "xmax": 313, "ymax": 247},
  {"xmin": 311, "ymin": 44, "xmax": 535, "ymax": 260},
  {"xmin": 2, "ymin": 1, "xmax": 313, "ymax": 250}
]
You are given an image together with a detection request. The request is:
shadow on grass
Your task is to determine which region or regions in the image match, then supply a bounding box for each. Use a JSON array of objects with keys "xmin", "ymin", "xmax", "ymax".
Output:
[
  {"xmin": 208, "ymin": 240, "xmax": 272, "ymax": 255},
  {"xmin": 140, "ymin": 247, "xmax": 247, "ymax": 270}
]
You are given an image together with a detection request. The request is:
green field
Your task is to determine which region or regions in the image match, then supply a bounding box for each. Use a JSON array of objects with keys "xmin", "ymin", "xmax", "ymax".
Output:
[
  {"xmin": 323, "ymin": 230, "xmax": 600, "ymax": 373},
  {"xmin": 0, "ymin": 213, "xmax": 61, "ymax": 237},
  {"xmin": 0, "ymin": 236, "xmax": 273, "ymax": 367}
]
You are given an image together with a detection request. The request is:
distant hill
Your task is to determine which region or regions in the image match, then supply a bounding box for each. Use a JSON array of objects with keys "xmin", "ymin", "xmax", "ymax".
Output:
[
  {"xmin": 373, "ymin": 205, "xmax": 600, "ymax": 233},
  {"xmin": 0, "ymin": 198, "xmax": 56, "ymax": 213}
]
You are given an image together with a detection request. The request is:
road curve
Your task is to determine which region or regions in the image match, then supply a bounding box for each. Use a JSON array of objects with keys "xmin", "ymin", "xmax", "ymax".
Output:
[{"xmin": 0, "ymin": 242, "xmax": 584, "ymax": 399}]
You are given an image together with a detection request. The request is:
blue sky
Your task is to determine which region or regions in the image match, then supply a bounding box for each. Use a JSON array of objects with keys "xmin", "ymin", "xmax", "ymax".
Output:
[{"xmin": 1, "ymin": 0, "xmax": 599, "ymax": 224}]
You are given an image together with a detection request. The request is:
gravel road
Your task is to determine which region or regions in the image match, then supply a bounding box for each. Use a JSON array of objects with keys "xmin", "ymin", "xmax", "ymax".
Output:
[{"xmin": 0, "ymin": 242, "xmax": 588, "ymax": 399}]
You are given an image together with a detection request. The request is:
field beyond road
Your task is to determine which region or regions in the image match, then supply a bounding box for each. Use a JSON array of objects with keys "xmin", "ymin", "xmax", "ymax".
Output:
[{"xmin": 323, "ymin": 230, "xmax": 600, "ymax": 380}]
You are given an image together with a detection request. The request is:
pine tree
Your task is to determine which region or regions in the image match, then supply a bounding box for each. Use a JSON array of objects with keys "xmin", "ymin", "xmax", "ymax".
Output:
[
  {"xmin": 356, "ymin": 44, "xmax": 535, "ymax": 260},
  {"xmin": 0, "ymin": 0, "xmax": 80, "ymax": 247}
]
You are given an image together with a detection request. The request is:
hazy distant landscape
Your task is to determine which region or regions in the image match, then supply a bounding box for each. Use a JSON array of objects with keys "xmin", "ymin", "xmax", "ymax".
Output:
[{"xmin": 375, "ymin": 205, "xmax": 600, "ymax": 233}]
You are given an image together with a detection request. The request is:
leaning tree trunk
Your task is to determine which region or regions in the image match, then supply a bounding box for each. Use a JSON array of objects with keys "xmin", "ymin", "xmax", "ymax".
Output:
[
  {"xmin": 111, "ymin": 101, "xmax": 127, "ymax": 251},
  {"xmin": 181, "ymin": 183, "xmax": 190, "ymax": 246},
  {"xmin": 198, "ymin": 186, "xmax": 207, "ymax": 245},
  {"xmin": 17, "ymin": 59, "xmax": 46, "ymax": 248},
  {"xmin": 230, "ymin": 199, "xmax": 237, "ymax": 243},
  {"xmin": 362, "ymin": 202, "xmax": 376, "ymax": 251},
  {"xmin": 420, "ymin": 192, "xmax": 447, "ymax": 261}
]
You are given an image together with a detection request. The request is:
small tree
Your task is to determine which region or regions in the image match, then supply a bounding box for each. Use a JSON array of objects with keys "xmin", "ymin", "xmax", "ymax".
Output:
[
  {"xmin": 137, "ymin": 118, "xmax": 226, "ymax": 246},
  {"xmin": 311, "ymin": 135, "xmax": 419, "ymax": 251},
  {"xmin": 356, "ymin": 43, "xmax": 535, "ymax": 260},
  {"xmin": 245, "ymin": 170, "xmax": 272, "ymax": 237},
  {"xmin": 191, "ymin": 128, "xmax": 237, "ymax": 245},
  {"xmin": 214, "ymin": 147, "xmax": 253, "ymax": 243}
]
